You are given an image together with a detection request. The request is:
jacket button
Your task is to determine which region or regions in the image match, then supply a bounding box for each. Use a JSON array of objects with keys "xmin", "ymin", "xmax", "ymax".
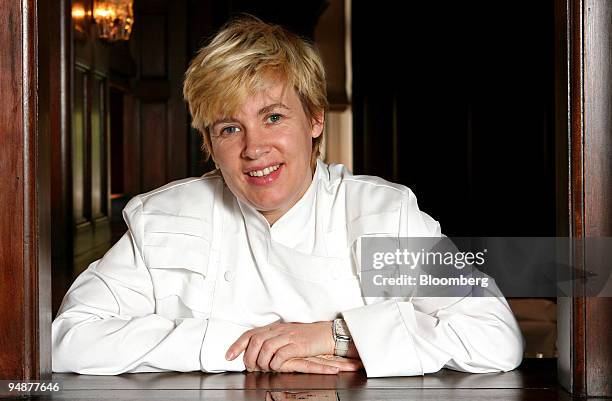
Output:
[{"xmin": 224, "ymin": 270, "xmax": 234, "ymax": 282}]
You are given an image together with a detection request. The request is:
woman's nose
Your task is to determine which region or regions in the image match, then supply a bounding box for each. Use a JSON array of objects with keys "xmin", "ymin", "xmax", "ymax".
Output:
[{"xmin": 241, "ymin": 129, "xmax": 271, "ymax": 160}]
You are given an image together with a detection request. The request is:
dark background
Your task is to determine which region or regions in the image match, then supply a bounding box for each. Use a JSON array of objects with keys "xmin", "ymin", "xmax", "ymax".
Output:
[{"xmin": 351, "ymin": 1, "xmax": 556, "ymax": 237}]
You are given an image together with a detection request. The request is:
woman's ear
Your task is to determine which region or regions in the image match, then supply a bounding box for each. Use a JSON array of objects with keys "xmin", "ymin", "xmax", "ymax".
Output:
[{"xmin": 311, "ymin": 112, "xmax": 325, "ymax": 139}]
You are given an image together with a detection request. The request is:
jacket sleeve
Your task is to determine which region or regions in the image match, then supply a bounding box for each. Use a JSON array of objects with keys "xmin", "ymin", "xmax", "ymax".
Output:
[
  {"xmin": 51, "ymin": 197, "xmax": 246, "ymax": 375},
  {"xmin": 341, "ymin": 190, "xmax": 524, "ymax": 377}
]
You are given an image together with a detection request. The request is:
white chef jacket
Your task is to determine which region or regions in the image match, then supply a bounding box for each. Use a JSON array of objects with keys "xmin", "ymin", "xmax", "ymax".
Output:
[{"xmin": 52, "ymin": 159, "xmax": 524, "ymax": 377}]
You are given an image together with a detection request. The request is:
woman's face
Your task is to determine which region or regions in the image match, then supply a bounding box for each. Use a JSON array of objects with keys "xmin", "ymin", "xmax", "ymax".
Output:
[{"xmin": 210, "ymin": 80, "xmax": 323, "ymax": 225}]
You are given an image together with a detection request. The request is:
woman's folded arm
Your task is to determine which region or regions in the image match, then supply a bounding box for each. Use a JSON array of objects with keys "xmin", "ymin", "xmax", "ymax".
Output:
[
  {"xmin": 342, "ymin": 296, "xmax": 524, "ymax": 378},
  {"xmin": 51, "ymin": 231, "xmax": 210, "ymax": 374}
]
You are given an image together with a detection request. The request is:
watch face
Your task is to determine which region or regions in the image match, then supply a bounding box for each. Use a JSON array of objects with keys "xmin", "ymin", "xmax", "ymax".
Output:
[
  {"xmin": 334, "ymin": 319, "xmax": 351, "ymax": 339},
  {"xmin": 335, "ymin": 320, "xmax": 345, "ymax": 333}
]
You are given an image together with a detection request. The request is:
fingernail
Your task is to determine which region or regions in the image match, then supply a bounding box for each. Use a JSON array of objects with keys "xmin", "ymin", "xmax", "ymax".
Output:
[{"xmin": 225, "ymin": 351, "xmax": 234, "ymax": 360}]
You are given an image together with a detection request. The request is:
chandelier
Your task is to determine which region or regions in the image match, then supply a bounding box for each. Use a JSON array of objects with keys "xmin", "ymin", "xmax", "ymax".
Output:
[{"xmin": 93, "ymin": 0, "xmax": 134, "ymax": 42}]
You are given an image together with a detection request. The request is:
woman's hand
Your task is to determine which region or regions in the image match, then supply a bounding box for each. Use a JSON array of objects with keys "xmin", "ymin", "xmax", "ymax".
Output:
[{"xmin": 226, "ymin": 321, "xmax": 343, "ymax": 372}]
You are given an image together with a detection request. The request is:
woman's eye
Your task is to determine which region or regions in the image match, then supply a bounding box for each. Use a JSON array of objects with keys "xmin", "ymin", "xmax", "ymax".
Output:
[
  {"xmin": 221, "ymin": 126, "xmax": 241, "ymax": 135},
  {"xmin": 266, "ymin": 114, "xmax": 282, "ymax": 124}
]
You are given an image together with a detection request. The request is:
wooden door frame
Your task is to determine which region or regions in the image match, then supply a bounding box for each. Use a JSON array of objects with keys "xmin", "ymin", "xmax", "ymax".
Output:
[
  {"xmin": 0, "ymin": 0, "xmax": 51, "ymax": 381},
  {"xmin": 0, "ymin": 0, "xmax": 610, "ymax": 397},
  {"xmin": 556, "ymin": 0, "xmax": 612, "ymax": 397}
]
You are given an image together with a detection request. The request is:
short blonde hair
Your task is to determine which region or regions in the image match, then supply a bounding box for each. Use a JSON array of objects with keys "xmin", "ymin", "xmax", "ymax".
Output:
[{"xmin": 183, "ymin": 16, "xmax": 328, "ymax": 165}]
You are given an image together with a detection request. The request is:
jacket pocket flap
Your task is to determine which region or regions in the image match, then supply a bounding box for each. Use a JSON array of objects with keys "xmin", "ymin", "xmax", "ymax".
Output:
[
  {"xmin": 143, "ymin": 214, "xmax": 210, "ymax": 239},
  {"xmin": 144, "ymin": 232, "xmax": 210, "ymax": 252},
  {"xmin": 144, "ymin": 244, "xmax": 208, "ymax": 276}
]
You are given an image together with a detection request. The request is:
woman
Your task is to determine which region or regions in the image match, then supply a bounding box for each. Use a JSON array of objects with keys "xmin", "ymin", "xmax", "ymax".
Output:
[{"xmin": 52, "ymin": 16, "xmax": 523, "ymax": 377}]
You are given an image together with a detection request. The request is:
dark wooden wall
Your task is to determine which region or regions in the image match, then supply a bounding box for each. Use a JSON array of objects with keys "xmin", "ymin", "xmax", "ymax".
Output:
[
  {"xmin": 557, "ymin": 0, "xmax": 612, "ymax": 397},
  {"xmin": 49, "ymin": 0, "xmax": 74, "ymax": 338},
  {"xmin": 0, "ymin": 0, "xmax": 52, "ymax": 383},
  {"xmin": 128, "ymin": 0, "xmax": 190, "ymax": 193},
  {"xmin": 352, "ymin": 1, "xmax": 557, "ymax": 238},
  {"xmin": 70, "ymin": 0, "xmax": 112, "ymax": 282}
]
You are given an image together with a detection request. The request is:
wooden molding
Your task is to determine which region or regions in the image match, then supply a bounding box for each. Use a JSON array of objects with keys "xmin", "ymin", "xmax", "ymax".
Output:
[
  {"xmin": 557, "ymin": 0, "xmax": 612, "ymax": 397},
  {"xmin": 0, "ymin": 0, "xmax": 52, "ymax": 382}
]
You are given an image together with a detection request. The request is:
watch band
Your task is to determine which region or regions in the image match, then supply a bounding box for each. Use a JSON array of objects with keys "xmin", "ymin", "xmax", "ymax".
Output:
[{"xmin": 333, "ymin": 318, "xmax": 352, "ymax": 357}]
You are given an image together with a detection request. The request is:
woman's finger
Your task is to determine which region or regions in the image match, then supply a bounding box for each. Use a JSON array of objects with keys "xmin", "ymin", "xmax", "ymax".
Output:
[
  {"xmin": 256, "ymin": 334, "xmax": 292, "ymax": 371},
  {"xmin": 226, "ymin": 328, "xmax": 257, "ymax": 360},
  {"xmin": 308, "ymin": 356, "xmax": 364, "ymax": 371},
  {"xmin": 243, "ymin": 329, "xmax": 285, "ymax": 371},
  {"xmin": 227, "ymin": 321, "xmax": 281, "ymax": 361},
  {"xmin": 279, "ymin": 358, "xmax": 340, "ymax": 374},
  {"xmin": 269, "ymin": 343, "xmax": 301, "ymax": 371}
]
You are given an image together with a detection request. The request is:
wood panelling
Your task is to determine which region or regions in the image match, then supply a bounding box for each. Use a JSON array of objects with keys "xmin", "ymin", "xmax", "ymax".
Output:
[
  {"xmin": 70, "ymin": 1, "xmax": 112, "ymax": 277},
  {"xmin": 133, "ymin": 80, "xmax": 171, "ymax": 101},
  {"xmin": 110, "ymin": 87, "xmax": 125, "ymax": 195},
  {"xmin": 167, "ymin": 1, "xmax": 189, "ymax": 181},
  {"xmin": 0, "ymin": 0, "xmax": 28, "ymax": 380},
  {"xmin": 582, "ymin": 0, "xmax": 612, "ymax": 396},
  {"xmin": 140, "ymin": 15, "xmax": 167, "ymax": 78},
  {"xmin": 555, "ymin": 0, "xmax": 572, "ymax": 393},
  {"xmin": 314, "ymin": 0, "xmax": 348, "ymax": 110},
  {"xmin": 49, "ymin": 0, "xmax": 74, "ymax": 324},
  {"xmin": 129, "ymin": 0, "xmax": 190, "ymax": 192},
  {"xmin": 122, "ymin": 92, "xmax": 141, "ymax": 195},
  {"xmin": 141, "ymin": 103, "xmax": 168, "ymax": 190},
  {"xmin": 71, "ymin": 64, "xmax": 111, "ymax": 275},
  {"xmin": 72, "ymin": 66, "xmax": 87, "ymax": 224},
  {"xmin": 91, "ymin": 74, "xmax": 107, "ymax": 219},
  {"xmin": 557, "ymin": 0, "xmax": 612, "ymax": 397},
  {"xmin": 187, "ymin": 0, "xmax": 216, "ymax": 177},
  {"xmin": 38, "ymin": 0, "xmax": 64, "ymax": 380},
  {"xmin": 0, "ymin": 0, "xmax": 51, "ymax": 382}
]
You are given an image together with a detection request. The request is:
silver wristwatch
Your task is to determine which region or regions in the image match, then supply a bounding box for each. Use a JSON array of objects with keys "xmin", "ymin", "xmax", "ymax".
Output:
[{"xmin": 332, "ymin": 318, "xmax": 352, "ymax": 357}]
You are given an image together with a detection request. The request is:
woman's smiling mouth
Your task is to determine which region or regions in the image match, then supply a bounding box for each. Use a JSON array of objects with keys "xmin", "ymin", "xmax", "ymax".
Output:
[
  {"xmin": 247, "ymin": 163, "xmax": 281, "ymax": 177},
  {"xmin": 245, "ymin": 163, "xmax": 284, "ymax": 185}
]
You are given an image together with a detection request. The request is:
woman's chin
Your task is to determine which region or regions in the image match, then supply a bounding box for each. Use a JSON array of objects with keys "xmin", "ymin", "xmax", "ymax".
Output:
[
  {"xmin": 243, "ymin": 193, "xmax": 288, "ymax": 213},
  {"xmin": 251, "ymin": 201, "xmax": 286, "ymax": 214}
]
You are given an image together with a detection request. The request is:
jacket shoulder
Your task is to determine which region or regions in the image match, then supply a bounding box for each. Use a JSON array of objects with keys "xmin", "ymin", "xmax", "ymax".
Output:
[
  {"xmin": 337, "ymin": 171, "xmax": 411, "ymax": 217},
  {"xmin": 322, "ymin": 163, "xmax": 438, "ymax": 237},
  {"xmin": 121, "ymin": 172, "xmax": 224, "ymax": 238}
]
